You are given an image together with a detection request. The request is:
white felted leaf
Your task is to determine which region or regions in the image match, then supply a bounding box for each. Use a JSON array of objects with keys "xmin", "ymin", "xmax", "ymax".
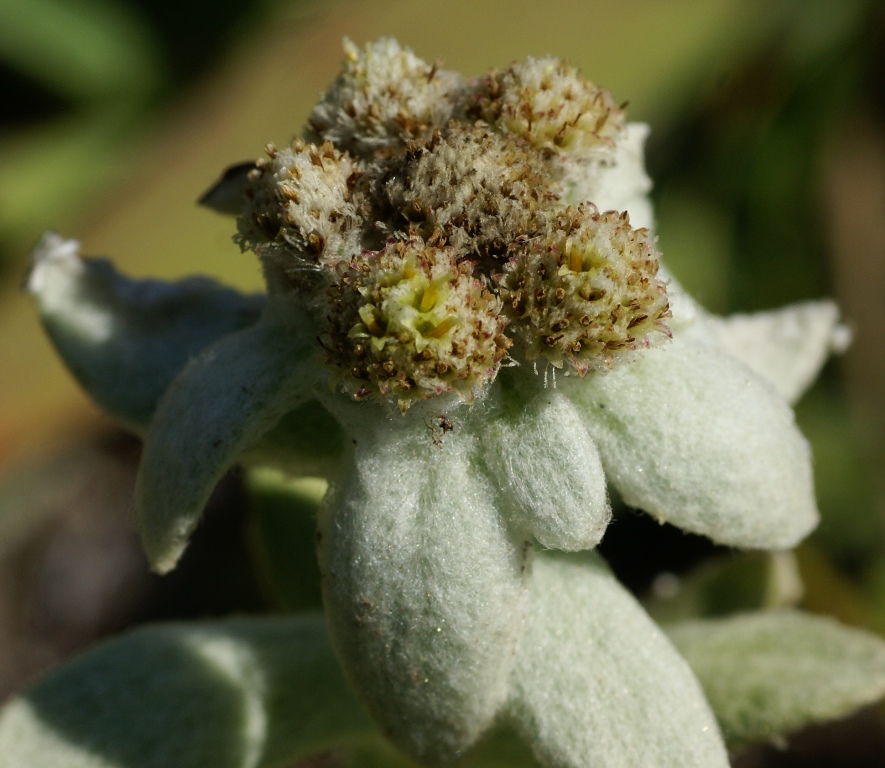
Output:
[
  {"xmin": 667, "ymin": 610, "xmax": 885, "ymax": 747},
  {"xmin": 562, "ymin": 123, "xmax": 654, "ymax": 231},
  {"xmin": 507, "ymin": 551, "xmax": 729, "ymax": 768},
  {"xmin": 709, "ymin": 300, "xmax": 849, "ymax": 405},
  {"xmin": 484, "ymin": 385, "xmax": 610, "ymax": 550},
  {"xmin": 569, "ymin": 333, "xmax": 818, "ymax": 549},
  {"xmin": 137, "ymin": 312, "xmax": 317, "ymax": 574},
  {"xmin": 0, "ymin": 616, "xmax": 396, "ymax": 768},
  {"xmin": 658, "ymin": 265, "xmax": 703, "ymax": 329},
  {"xmin": 318, "ymin": 404, "xmax": 527, "ymax": 765},
  {"xmin": 28, "ymin": 233, "xmax": 266, "ymax": 432}
]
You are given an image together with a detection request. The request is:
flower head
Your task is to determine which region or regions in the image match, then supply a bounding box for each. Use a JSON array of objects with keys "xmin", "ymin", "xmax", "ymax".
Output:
[
  {"xmin": 306, "ymin": 37, "xmax": 465, "ymax": 156},
  {"xmin": 236, "ymin": 139, "xmax": 362, "ymax": 274},
  {"xmin": 377, "ymin": 124, "xmax": 554, "ymax": 258},
  {"xmin": 323, "ymin": 237, "xmax": 510, "ymax": 409},
  {"xmin": 232, "ymin": 50, "xmax": 671, "ymax": 406},
  {"xmin": 499, "ymin": 204, "xmax": 670, "ymax": 373},
  {"xmin": 29, "ymin": 37, "xmax": 846, "ymax": 768},
  {"xmin": 471, "ymin": 56, "xmax": 624, "ymax": 155}
]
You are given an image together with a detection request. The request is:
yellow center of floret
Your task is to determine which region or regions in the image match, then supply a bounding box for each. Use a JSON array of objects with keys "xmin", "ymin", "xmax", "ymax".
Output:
[
  {"xmin": 498, "ymin": 206, "xmax": 671, "ymax": 374},
  {"xmin": 325, "ymin": 240, "xmax": 510, "ymax": 411},
  {"xmin": 351, "ymin": 259, "xmax": 458, "ymax": 352}
]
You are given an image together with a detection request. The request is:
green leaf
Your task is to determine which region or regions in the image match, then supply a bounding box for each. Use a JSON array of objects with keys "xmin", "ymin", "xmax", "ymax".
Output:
[
  {"xmin": 643, "ymin": 551, "xmax": 802, "ymax": 624},
  {"xmin": 667, "ymin": 610, "xmax": 885, "ymax": 747},
  {"xmin": 464, "ymin": 727, "xmax": 540, "ymax": 768},
  {"xmin": 137, "ymin": 312, "xmax": 317, "ymax": 573},
  {"xmin": 246, "ymin": 470, "xmax": 325, "ymax": 612},
  {"xmin": 28, "ymin": 234, "xmax": 266, "ymax": 433},
  {"xmin": 246, "ymin": 400, "xmax": 345, "ymax": 478},
  {"xmin": 507, "ymin": 551, "xmax": 729, "ymax": 768},
  {"xmin": 28, "ymin": 234, "xmax": 345, "ymax": 476},
  {"xmin": 199, "ymin": 162, "xmax": 256, "ymax": 215},
  {"xmin": 318, "ymin": 404, "xmax": 527, "ymax": 765},
  {"xmin": 0, "ymin": 616, "xmax": 393, "ymax": 768},
  {"xmin": 709, "ymin": 301, "xmax": 846, "ymax": 405}
]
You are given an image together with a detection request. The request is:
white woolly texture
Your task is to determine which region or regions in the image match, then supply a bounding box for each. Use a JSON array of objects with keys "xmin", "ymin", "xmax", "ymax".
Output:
[
  {"xmin": 507, "ymin": 552, "xmax": 729, "ymax": 768},
  {"xmin": 0, "ymin": 700, "xmax": 117, "ymax": 768},
  {"xmin": 307, "ymin": 38, "xmax": 464, "ymax": 156},
  {"xmin": 184, "ymin": 635, "xmax": 268, "ymax": 768},
  {"xmin": 137, "ymin": 314, "xmax": 317, "ymax": 573},
  {"xmin": 28, "ymin": 233, "xmax": 112, "ymax": 340},
  {"xmin": 478, "ymin": 57, "xmax": 623, "ymax": 155},
  {"xmin": 668, "ymin": 610, "xmax": 885, "ymax": 748},
  {"xmin": 710, "ymin": 300, "xmax": 849, "ymax": 405},
  {"xmin": 571, "ymin": 333, "xmax": 819, "ymax": 549},
  {"xmin": 559, "ymin": 123, "xmax": 655, "ymax": 231},
  {"xmin": 317, "ymin": 407, "xmax": 527, "ymax": 765},
  {"xmin": 237, "ymin": 141, "xmax": 363, "ymax": 272},
  {"xmin": 483, "ymin": 388, "xmax": 611, "ymax": 551},
  {"xmin": 656, "ymin": 265, "xmax": 702, "ymax": 329},
  {"xmin": 382, "ymin": 126, "xmax": 549, "ymax": 257}
]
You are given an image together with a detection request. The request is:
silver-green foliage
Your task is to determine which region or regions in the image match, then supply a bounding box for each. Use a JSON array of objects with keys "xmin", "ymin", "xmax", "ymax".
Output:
[
  {"xmin": 0, "ymin": 616, "xmax": 395, "ymax": 768},
  {"xmin": 668, "ymin": 610, "xmax": 885, "ymax": 747}
]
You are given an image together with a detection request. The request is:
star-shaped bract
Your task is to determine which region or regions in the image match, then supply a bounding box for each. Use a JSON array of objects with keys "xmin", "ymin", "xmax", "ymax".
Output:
[{"xmin": 28, "ymin": 38, "xmax": 846, "ymax": 768}]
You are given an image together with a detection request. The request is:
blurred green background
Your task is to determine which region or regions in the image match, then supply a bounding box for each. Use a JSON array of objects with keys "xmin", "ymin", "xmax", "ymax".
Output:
[{"xmin": 0, "ymin": 0, "xmax": 884, "ymax": 764}]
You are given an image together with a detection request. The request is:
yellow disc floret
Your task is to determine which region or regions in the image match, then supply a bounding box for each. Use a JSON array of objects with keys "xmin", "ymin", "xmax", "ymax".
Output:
[
  {"xmin": 324, "ymin": 239, "xmax": 510, "ymax": 410},
  {"xmin": 499, "ymin": 206, "xmax": 670, "ymax": 374}
]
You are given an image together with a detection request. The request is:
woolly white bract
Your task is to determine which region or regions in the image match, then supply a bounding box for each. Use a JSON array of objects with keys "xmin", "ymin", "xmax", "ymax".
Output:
[{"xmin": 28, "ymin": 37, "xmax": 846, "ymax": 768}]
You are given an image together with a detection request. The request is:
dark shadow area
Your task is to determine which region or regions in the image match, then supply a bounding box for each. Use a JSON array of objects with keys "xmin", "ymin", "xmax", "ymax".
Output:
[
  {"xmin": 732, "ymin": 704, "xmax": 885, "ymax": 768},
  {"xmin": 0, "ymin": 64, "xmax": 71, "ymax": 128},
  {"xmin": 0, "ymin": 426, "xmax": 270, "ymax": 703},
  {"xmin": 598, "ymin": 502, "xmax": 724, "ymax": 596}
]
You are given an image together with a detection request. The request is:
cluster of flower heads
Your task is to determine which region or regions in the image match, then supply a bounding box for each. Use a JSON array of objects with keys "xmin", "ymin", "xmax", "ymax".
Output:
[{"xmin": 235, "ymin": 37, "xmax": 671, "ymax": 410}]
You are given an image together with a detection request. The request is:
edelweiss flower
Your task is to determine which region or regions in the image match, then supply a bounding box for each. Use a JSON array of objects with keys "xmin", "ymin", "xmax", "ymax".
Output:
[{"xmin": 29, "ymin": 38, "xmax": 846, "ymax": 768}]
